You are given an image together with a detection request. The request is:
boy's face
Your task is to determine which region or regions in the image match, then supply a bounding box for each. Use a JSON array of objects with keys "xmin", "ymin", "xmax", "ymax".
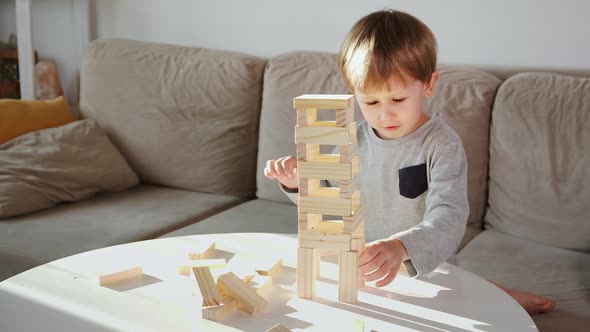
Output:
[{"xmin": 354, "ymin": 72, "xmax": 438, "ymax": 140}]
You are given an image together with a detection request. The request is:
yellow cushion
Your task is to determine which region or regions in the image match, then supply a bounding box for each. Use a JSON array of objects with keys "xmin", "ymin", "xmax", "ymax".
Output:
[{"xmin": 0, "ymin": 97, "xmax": 75, "ymax": 144}]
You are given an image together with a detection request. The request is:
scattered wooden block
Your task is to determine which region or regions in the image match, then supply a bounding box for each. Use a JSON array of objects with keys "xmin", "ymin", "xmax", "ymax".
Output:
[
  {"xmin": 97, "ymin": 266, "xmax": 143, "ymax": 286},
  {"xmin": 266, "ymin": 323, "xmax": 292, "ymax": 332},
  {"xmin": 297, "ymin": 247, "xmax": 318, "ymax": 299},
  {"xmin": 255, "ymin": 257, "xmax": 283, "ymax": 277},
  {"xmin": 299, "ymin": 231, "xmax": 351, "ymax": 251},
  {"xmin": 202, "ymin": 295, "xmax": 237, "ymax": 322},
  {"xmin": 293, "ymin": 94, "xmax": 353, "ymax": 110},
  {"xmin": 339, "ymin": 251, "xmax": 359, "ymax": 303},
  {"xmin": 188, "ymin": 240, "xmax": 216, "ymax": 260},
  {"xmin": 295, "ymin": 124, "xmax": 353, "ymax": 145},
  {"xmin": 217, "ymin": 272, "xmax": 267, "ymax": 314},
  {"xmin": 248, "ymin": 275, "xmax": 273, "ymax": 298},
  {"xmin": 193, "ymin": 266, "xmax": 221, "ymax": 307},
  {"xmin": 178, "ymin": 259, "xmax": 226, "ymax": 276}
]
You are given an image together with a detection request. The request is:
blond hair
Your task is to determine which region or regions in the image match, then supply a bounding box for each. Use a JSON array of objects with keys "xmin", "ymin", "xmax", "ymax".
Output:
[{"xmin": 338, "ymin": 10, "xmax": 437, "ymax": 92}]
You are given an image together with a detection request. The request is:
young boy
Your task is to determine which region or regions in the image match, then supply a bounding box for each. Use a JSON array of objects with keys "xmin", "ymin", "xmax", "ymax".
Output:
[{"xmin": 264, "ymin": 9, "xmax": 555, "ymax": 315}]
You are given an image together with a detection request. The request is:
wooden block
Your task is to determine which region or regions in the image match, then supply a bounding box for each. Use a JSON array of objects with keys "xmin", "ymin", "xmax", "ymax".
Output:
[
  {"xmin": 193, "ymin": 266, "xmax": 221, "ymax": 307},
  {"xmin": 188, "ymin": 240, "xmax": 216, "ymax": 260},
  {"xmin": 350, "ymin": 220, "xmax": 365, "ymax": 239},
  {"xmin": 217, "ymin": 272, "xmax": 267, "ymax": 314},
  {"xmin": 299, "ymin": 178, "xmax": 320, "ymax": 196},
  {"xmin": 298, "ymin": 212, "xmax": 322, "ymax": 231},
  {"xmin": 97, "ymin": 266, "xmax": 143, "ymax": 286},
  {"xmin": 293, "ymin": 94, "xmax": 353, "ymax": 110},
  {"xmin": 297, "ymin": 143, "xmax": 319, "ymax": 162},
  {"xmin": 298, "ymin": 157, "xmax": 357, "ymax": 181},
  {"xmin": 336, "ymin": 104, "xmax": 354, "ymax": 127},
  {"xmin": 202, "ymin": 295, "xmax": 237, "ymax": 322},
  {"xmin": 343, "ymin": 207, "xmax": 363, "ymax": 233},
  {"xmin": 266, "ymin": 323, "xmax": 292, "ymax": 332},
  {"xmin": 339, "ymin": 141, "xmax": 358, "ymax": 163},
  {"xmin": 178, "ymin": 259, "xmax": 226, "ymax": 276},
  {"xmin": 248, "ymin": 275, "xmax": 273, "ymax": 298},
  {"xmin": 255, "ymin": 257, "xmax": 283, "ymax": 277},
  {"xmin": 299, "ymin": 231, "xmax": 351, "ymax": 251},
  {"xmin": 313, "ymin": 248, "xmax": 320, "ymax": 279},
  {"xmin": 297, "ymin": 247, "xmax": 318, "ymax": 299},
  {"xmin": 295, "ymin": 125, "xmax": 352, "ymax": 145},
  {"xmin": 299, "ymin": 195, "xmax": 353, "ymax": 216},
  {"xmin": 339, "ymin": 251, "xmax": 359, "ymax": 303},
  {"xmin": 297, "ymin": 108, "xmax": 317, "ymax": 126},
  {"xmin": 339, "ymin": 177, "xmax": 359, "ymax": 198}
]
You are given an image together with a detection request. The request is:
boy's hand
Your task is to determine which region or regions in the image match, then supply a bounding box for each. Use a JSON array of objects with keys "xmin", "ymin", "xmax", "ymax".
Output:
[
  {"xmin": 264, "ymin": 156, "xmax": 298, "ymax": 190},
  {"xmin": 359, "ymin": 238, "xmax": 409, "ymax": 287}
]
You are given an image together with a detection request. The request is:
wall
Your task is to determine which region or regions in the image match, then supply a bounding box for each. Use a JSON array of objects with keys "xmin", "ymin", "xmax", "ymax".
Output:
[{"xmin": 95, "ymin": 0, "xmax": 590, "ymax": 76}]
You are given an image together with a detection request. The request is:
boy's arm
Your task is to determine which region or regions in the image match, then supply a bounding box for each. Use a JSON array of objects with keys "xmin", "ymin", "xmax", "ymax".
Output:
[
  {"xmin": 280, "ymin": 183, "xmax": 299, "ymax": 205},
  {"xmin": 394, "ymin": 141, "xmax": 469, "ymax": 277}
]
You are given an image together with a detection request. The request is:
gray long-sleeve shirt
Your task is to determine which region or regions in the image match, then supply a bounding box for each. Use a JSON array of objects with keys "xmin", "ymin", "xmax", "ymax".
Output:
[{"xmin": 283, "ymin": 113, "xmax": 469, "ymax": 277}]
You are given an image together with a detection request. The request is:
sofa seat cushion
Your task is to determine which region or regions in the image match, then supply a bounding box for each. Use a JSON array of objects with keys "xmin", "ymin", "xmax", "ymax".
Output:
[
  {"xmin": 456, "ymin": 229, "xmax": 590, "ymax": 331},
  {"xmin": 159, "ymin": 199, "xmax": 297, "ymax": 238},
  {"xmin": 0, "ymin": 185, "xmax": 244, "ymax": 281}
]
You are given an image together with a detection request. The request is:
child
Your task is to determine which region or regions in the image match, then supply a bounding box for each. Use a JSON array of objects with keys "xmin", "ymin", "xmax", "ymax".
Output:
[{"xmin": 264, "ymin": 9, "xmax": 555, "ymax": 315}]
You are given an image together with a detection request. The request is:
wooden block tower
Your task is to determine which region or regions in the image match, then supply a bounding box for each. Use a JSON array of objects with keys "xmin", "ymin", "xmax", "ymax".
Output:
[{"xmin": 293, "ymin": 94, "xmax": 365, "ymax": 303}]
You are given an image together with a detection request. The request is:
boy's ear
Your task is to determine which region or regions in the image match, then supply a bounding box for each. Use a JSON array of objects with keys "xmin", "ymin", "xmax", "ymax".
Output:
[{"xmin": 424, "ymin": 72, "xmax": 439, "ymax": 97}]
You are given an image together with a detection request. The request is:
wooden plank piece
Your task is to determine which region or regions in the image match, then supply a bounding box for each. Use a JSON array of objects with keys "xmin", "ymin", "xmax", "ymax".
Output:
[
  {"xmin": 188, "ymin": 240, "xmax": 216, "ymax": 260},
  {"xmin": 339, "ymin": 251, "xmax": 359, "ymax": 303},
  {"xmin": 97, "ymin": 266, "xmax": 143, "ymax": 286},
  {"xmin": 295, "ymin": 125, "xmax": 352, "ymax": 145},
  {"xmin": 299, "ymin": 232, "xmax": 351, "ymax": 251},
  {"xmin": 299, "ymin": 195, "xmax": 353, "ymax": 216},
  {"xmin": 254, "ymin": 257, "xmax": 283, "ymax": 277},
  {"xmin": 193, "ymin": 266, "xmax": 221, "ymax": 307},
  {"xmin": 297, "ymin": 247, "xmax": 318, "ymax": 299},
  {"xmin": 178, "ymin": 259, "xmax": 226, "ymax": 276},
  {"xmin": 293, "ymin": 94, "xmax": 354, "ymax": 110},
  {"xmin": 217, "ymin": 272, "xmax": 267, "ymax": 314},
  {"xmin": 202, "ymin": 295, "xmax": 237, "ymax": 321}
]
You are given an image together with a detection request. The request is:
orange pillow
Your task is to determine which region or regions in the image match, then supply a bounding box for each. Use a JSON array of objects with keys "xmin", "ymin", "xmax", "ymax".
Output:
[{"xmin": 0, "ymin": 97, "xmax": 75, "ymax": 144}]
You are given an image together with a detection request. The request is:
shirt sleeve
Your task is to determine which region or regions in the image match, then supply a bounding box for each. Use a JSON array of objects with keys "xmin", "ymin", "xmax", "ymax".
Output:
[{"xmin": 394, "ymin": 141, "xmax": 469, "ymax": 277}]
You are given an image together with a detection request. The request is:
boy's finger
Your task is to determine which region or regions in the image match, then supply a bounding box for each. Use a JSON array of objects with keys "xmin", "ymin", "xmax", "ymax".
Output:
[
  {"xmin": 359, "ymin": 246, "xmax": 377, "ymax": 266},
  {"xmin": 363, "ymin": 260, "xmax": 391, "ymax": 282},
  {"xmin": 375, "ymin": 268, "xmax": 398, "ymax": 288},
  {"xmin": 274, "ymin": 159, "xmax": 285, "ymax": 177},
  {"xmin": 280, "ymin": 158, "xmax": 292, "ymax": 176}
]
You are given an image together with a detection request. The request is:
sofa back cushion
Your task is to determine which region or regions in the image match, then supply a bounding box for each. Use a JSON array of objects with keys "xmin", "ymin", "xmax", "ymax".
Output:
[
  {"xmin": 80, "ymin": 39, "xmax": 266, "ymax": 197},
  {"xmin": 486, "ymin": 72, "xmax": 590, "ymax": 250},
  {"xmin": 257, "ymin": 51, "xmax": 501, "ymax": 229}
]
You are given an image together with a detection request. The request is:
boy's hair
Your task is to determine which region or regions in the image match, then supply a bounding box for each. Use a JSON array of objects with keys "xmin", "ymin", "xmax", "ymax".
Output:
[{"xmin": 338, "ymin": 10, "xmax": 437, "ymax": 92}]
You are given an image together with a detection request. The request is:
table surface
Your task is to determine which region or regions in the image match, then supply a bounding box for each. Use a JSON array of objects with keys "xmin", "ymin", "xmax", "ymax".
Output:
[{"xmin": 0, "ymin": 233, "xmax": 537, "ymax": 332}]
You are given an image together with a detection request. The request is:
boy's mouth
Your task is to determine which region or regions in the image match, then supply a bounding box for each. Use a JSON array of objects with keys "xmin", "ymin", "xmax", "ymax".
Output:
[{"xmin": 385, "ymin": 125, "xmax": 400, "ymax": 131}]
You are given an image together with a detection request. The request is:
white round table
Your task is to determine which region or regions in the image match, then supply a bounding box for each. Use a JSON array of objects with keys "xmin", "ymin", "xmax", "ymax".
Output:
[{"xmin": 0, "ymin": 233, "xmax": 536, "ymax": 332}]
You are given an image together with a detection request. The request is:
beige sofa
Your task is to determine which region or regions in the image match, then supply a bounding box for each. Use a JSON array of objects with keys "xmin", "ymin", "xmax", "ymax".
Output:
[{"xmin": 1, "ymin": 39, "xmax": 588, "ymax": 331}]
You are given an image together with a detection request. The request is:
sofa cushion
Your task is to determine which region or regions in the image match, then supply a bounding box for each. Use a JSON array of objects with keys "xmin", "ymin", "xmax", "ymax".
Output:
[
  {"xmin": 80, "ymin": 39, "xmax": 266, "ymax": 197},
  {"xmin": 257, "ymin": 50, "xmax": 501, "ymax": 230},
  {"xmin": 0, "ymin": 96, "xmax": 75, "ymax": 144},
  {"xmin": 0, "ymin": 184, "xmax": 244, "ymax": 281},
  {"xmin": 424, "ymin": 66, "xmax": 501, "ymax": 228},
  {"xmin": 256, "ymin": 51, "xmax": 355, "ymax": 204},
  {"xmin": 159, "ymin": 199, "xmax": 297, "ymax": 238},
  {"xmin": 0, "ymin": 120, "xmax": 139, "ymax": 218},
  {"xmin": 486, "ymin": 72, "xmax": 590, "ymax": 250},
  {"xmin": 456, "ymin": 229, "xmax": 590, "ymax": 331}
]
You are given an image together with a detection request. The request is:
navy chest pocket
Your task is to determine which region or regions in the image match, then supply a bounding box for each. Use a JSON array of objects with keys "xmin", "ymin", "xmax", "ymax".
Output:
[{"xmin": 398, "ymin": 163, "xmax": 428, "ymax": 199}]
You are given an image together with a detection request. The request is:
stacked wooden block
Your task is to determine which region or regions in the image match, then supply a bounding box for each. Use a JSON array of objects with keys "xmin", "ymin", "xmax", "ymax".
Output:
[{"xmin": 294, "ymin": 94, "xmax": 366, "ymax": 303}]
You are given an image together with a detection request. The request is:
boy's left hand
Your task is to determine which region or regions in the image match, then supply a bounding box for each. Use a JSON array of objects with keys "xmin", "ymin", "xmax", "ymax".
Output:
[{"xmin": 359, "ymin": 238, "xmax": 409, "ymax": 287}]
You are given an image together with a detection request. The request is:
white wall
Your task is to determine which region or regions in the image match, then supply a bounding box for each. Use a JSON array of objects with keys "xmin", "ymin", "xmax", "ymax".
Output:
[
  {"xmin": 95, "ymin": 0, "xmax": 590, "ymax": 75},
  {"xmin": 0, "ymin": 0, "xmax": 85, "ymax": 104}
]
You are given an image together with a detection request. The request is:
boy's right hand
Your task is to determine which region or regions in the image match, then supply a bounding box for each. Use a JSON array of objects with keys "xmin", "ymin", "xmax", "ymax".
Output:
[{"xmin": 264, "ymin": 156, "xmax": 298, "ymax": 190}]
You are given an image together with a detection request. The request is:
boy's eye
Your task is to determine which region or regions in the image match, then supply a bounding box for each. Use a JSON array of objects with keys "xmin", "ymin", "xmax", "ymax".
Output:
[
  {"xmin": 392, "ymin": 98, "xmax": 406, "ymax": 103},
  {"xmin": 364, "ymin": 101, "xmax": 378, "ymax": 106}
]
